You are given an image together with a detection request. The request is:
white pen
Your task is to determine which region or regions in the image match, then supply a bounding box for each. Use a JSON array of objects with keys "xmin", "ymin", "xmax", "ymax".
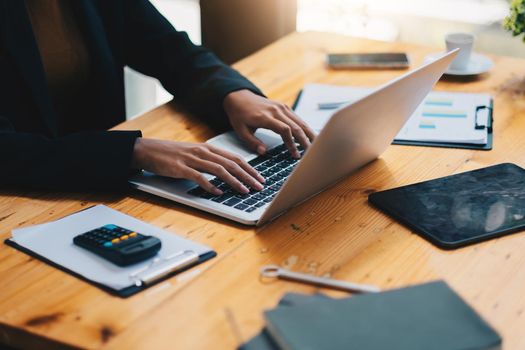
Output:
[
  {"xmin": 317, "ymin": 101, "xmax": 350, "ymax": 110},
  {"xmin": 260, "ymin": 265, "xmax": 380, "ymax": 294}
]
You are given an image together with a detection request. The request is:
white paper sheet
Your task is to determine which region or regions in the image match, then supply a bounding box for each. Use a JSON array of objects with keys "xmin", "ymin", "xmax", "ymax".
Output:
[
  {"xmin": 294, "ymin": 83, "xmax": 491, "ymax": 145},
  {"xmin": 294, "ymin": 83, "xmax": 372, "ymax": 131},
  {"xmin": 10, "ymin": 205, "xmax": 213, "ymax": 290}
]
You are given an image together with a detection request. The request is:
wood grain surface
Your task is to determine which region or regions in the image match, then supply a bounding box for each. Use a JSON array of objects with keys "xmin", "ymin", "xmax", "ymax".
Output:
[{"xmin": 1, "ymin": 31, "xmax": 525, "ymax": 349}]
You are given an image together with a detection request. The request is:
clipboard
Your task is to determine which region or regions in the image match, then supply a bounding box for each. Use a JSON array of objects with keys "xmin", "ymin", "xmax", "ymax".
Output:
[
  {"xmin": 5, "ymin": 239, "xmax": 216, "ymax": 298},
  {"xmin": 392, "ymin": 99, "xmax": 494, "ymax": 150},
  {"xmin": 4, "ymin": 205, "xmax": 217, "ymax": 298},
  {"xmin": 292, "ymin": 90, "xmax": 494, "ymax": 151}
]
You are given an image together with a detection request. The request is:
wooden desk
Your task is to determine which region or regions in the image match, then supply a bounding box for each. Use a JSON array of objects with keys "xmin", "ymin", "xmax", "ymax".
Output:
[{"xmin": 2, "ymin": 32, "xmax": 525, "ymax": 349}]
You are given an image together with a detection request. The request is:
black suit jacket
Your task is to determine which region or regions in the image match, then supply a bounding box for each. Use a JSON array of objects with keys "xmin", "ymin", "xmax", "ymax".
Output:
[{"xmin": 0, "ymin": 0, "xmax": 262, "ymax": 191}]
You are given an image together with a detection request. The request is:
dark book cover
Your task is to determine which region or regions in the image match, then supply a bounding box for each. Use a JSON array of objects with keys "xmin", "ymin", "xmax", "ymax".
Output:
[
  {"xmin": 264, "ymin": 281, "xmax": 501, "ymax": 350},
  {"xmin": 239, "ymin": 293, "xmax": 331, "ymax": 350}
]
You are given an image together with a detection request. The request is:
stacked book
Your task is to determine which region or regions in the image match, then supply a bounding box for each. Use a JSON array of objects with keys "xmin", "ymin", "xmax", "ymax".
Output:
[{"xmin": 240, "ymin": 281, "xmax": 501, "ymax": 350}]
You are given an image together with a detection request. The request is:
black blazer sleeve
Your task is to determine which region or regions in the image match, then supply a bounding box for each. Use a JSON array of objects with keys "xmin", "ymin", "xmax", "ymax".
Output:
[
  {"xmin": 0, "ymin": 115, "xmax": 141, "ymax": 191},
  {"xmin": 122, "ymin": 0, "xmax": 264, "ymax": 130}
]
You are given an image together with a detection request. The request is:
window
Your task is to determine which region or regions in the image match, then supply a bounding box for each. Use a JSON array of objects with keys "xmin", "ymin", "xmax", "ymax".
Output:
[{"xmin": 297, "ymin": 0, "xmax": 523, "ymax": 57}]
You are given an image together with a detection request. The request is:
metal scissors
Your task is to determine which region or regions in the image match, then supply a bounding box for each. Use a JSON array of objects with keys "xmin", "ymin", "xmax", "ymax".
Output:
[{"xmin": 260, "ymin": 265, "xmax": 380, "ymax": 294}]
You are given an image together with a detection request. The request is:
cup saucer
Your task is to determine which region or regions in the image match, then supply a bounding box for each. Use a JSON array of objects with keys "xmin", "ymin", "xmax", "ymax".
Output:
[{"xmin": 424, "ymin": 52, "xmax": 493, "ymax": 76}]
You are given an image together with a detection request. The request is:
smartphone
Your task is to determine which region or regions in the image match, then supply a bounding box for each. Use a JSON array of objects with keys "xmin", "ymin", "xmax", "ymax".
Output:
[{"xmin": 326, "ymin": 53, "xmax": 410, "ymax": 69}]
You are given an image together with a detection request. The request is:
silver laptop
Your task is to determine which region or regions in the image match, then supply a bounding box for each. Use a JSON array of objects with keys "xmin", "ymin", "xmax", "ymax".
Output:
[{"xmin": 130, "ymin": 49, "xmax": 458, "ymax": 226}]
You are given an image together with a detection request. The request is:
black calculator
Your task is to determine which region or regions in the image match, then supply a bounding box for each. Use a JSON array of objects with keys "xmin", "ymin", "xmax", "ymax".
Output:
[{"xmin": 73, "ymin": 224, "xmax": 162, "ymax": 266}]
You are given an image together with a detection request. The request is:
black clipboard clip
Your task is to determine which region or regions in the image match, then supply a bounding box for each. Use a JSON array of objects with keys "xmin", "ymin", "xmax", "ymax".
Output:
[{"xmin": 474, "ymin": 105, "xmax": 493, "ymax": 132}]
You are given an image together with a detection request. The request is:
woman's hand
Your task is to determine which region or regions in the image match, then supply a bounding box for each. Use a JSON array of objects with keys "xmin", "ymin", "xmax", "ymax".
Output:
[
  {"xmin": 224, "ymin": 89, "xmax": 316, "ymax": 158},
  {"xmin": 132, "ymin": 138, "xmax": 265, "ymax": 195},
  {"xmin": 131, "ymin": 91, "xmax": 314, "ymax": 195}
]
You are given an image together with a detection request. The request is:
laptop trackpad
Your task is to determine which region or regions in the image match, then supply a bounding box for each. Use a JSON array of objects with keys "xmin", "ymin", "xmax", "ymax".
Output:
[{"xmin": 206, "ymin": 130, "xmax": 282, "ymax": 159}]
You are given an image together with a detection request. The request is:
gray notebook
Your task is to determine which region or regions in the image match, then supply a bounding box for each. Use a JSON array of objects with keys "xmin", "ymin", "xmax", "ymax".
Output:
[
  {"xmin": 264, "ymin": 281, "xmax": 501, "ymax": 350},
  {"xmin": 239, "ymin": 293, "xmax": 330, "ymax": 350}
]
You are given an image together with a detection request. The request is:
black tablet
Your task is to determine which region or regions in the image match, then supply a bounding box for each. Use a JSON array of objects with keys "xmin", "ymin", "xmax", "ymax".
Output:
[{"xmin": 368, "ymin": 163, "xmax": 525, "ymax": 249}]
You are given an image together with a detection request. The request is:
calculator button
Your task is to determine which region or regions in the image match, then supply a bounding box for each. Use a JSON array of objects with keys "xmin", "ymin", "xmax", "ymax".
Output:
[
  {"xmin": 129, "ymin": 232, "xmax": 137, "ymax": 238},
  {"xmin": 120, "ymin": 235, "xmax": 129, "ymax": 240},
  {"xmin": 103, "ymin": 242, "xmax": 112, "ymax": 247},
  {"xmin": 103, "ymin": 224, "xmax": 118, "ymax": 230},
  {"xmin": 111, "ymin": 238, "xmax": 120, "ymax": 244}
]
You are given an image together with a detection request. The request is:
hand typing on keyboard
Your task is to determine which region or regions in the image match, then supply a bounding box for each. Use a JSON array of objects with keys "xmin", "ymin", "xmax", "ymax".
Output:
[
  {"xmin": 224, "ymin": 90, "xmax": 315, "ymax": 158},
  {"xmin": 132, "ymin": 90, "xmax": 314, "ymax": 196},
  {"xmin": 132, "ymin": 139, "xmax": 265, "ymax": 195},
  {"xmin": 188, "ymin": 144, "xmax": 304, "ymax": 212}
]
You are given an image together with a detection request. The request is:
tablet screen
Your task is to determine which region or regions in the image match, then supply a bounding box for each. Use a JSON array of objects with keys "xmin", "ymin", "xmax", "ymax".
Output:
[{"xmin": 368, "ymin": 163, "xmax": 525, "ymax": 248}]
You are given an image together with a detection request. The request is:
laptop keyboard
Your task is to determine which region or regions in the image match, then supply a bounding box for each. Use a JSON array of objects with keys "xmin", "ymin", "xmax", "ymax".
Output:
[{"xmin": 187, "ymin": 144, "xmax": 304, "ymax": 213}]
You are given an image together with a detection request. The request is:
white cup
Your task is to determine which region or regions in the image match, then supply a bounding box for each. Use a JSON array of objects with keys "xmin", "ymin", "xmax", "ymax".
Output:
[{"xmin": 445, "ymin": 32, "xmax": 475, "ymax": 71}]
